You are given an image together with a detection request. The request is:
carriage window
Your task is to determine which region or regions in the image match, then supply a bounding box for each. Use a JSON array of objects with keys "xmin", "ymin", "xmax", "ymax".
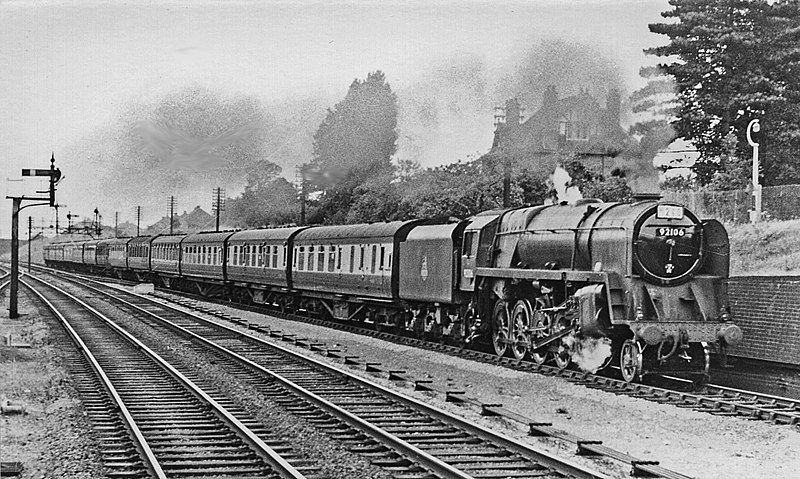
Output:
[
  {"xmin": 318, "ymin": 246, "xmax": 325, "ymax": 271},
  {"xmin": 388, "ymin": 252, "xmax": 392, "ymax": 269},
  {"xmin": 349, "ymin": 246, "xmax": 355, "ymax": 273},
  {"xmin": 371, "ymin": 245, "xmax": 377, "ymax": 274},
  {"xmin": 379, "ymin": 246, "xmax": 385, "ymax": 270},
  {"xmin": 273, "ymin": 246, "xmax": 279, "ymax": 268},
  {"xmin": 207, "ymin": 246, "xmax": 212, "ymax": 265},
  {"xmin": 359, "ymin": 246, "xmax": 365, "ymax": 271},
  {"xmin": 328, "ymin": 247, "xmax": 336, "ymax": 272},
  {"xmin": 337, "ymin": 247, "xmax": 342, "ymax": 270},
  {"xmin": 233, "ymin": 245, "xmax": 239, "ymax": 266},
  {"xmin": 257, "ymin": 245, "xmax": 264, "ymax": 267},
  {"xmin": 298, "ymin": 247, "xmax": 305, "ymax": 271},
  {"xmin": 462, "ymin": 231, "xmax": 475, "ymax": 258},
  {"xmin": 240, "ymin": 245, "xmax": 246, "ymax": 266}
]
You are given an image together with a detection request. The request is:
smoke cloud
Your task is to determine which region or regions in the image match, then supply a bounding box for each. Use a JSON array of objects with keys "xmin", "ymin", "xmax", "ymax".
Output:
[
  {"xmin": 61, "ymin": 87, "xmax": 324, "ymax": 226},
  {"xmin": 565, "ymin": 336, "xmax": 613, "ymax": 374},
  {"xmin": 551, "ymin": 166, "xmax": 583, "ymax": 204},
  {"xmin": 396, "ymin": 39, "xmax": 628, "ymax": 170}
]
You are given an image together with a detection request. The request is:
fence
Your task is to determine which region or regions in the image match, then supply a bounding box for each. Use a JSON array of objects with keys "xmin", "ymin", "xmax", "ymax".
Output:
[{"xmin": 662, "ymin": 184, "xmax": 800, "ymax": 223}]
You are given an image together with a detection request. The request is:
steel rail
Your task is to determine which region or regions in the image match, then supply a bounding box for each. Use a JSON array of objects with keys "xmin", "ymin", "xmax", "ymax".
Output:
[
  {"xmin": 21, "ymin": 277, "xmax": 168, "ymax": 479},
  {"xmin": 35, "ymin": 263, "xmax": 800, "ymax": 429},
  {"xmin": 60, "ymin": 273, "xmax": 611, "ymax": 479},
  {"xmin": 23, "ymin": 274, "xmax": 308, "ymax": 479}
]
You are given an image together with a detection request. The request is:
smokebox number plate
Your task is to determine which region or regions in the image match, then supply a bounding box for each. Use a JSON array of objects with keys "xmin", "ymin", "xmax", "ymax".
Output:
[{"xmin": 656, "ymin": 227, "xmax": 687, "ymax": 237}]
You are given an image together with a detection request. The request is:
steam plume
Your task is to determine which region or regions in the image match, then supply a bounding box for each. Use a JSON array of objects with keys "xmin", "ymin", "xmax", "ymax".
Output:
[{"xmin": 552, "ymin": 165, "xmax": 583, "ymax": 204}]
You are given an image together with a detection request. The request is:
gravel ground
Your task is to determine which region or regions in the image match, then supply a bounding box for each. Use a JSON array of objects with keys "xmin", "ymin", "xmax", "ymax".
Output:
[
  {"xmin": 143, "ymin": 293, "xmax": 800, "ymax": 479},
  {"xmin": 0, "ymin": 291, "xmax": 106, "ymax": 479}
]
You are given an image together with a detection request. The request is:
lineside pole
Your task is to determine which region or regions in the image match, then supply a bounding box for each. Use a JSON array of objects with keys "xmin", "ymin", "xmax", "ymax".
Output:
[
  {"xmin": 28, "ymin": 216, "xmax": 32, "ymax": 273},
  {"xmin": 10, "ymin": 198, "xmax": 20, "ymax": 318}
]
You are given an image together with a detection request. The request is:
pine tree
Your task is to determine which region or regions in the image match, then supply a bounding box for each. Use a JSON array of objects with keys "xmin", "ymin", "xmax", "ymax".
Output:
[{"xmin": 648, "ymin": 0, "xmax": 776, "ymax": 184}]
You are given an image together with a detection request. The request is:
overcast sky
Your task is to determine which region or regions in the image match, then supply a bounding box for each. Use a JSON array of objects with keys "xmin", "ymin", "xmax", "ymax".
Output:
[{"xmin": 0, "ymin": 0, "xmax": 669, "ymax": 237}]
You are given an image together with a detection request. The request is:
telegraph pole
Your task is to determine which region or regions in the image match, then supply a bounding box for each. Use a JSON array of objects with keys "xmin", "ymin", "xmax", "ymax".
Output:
[
  {"xmin": 135, "ymin": 206, "xmax": 142, "ymax": 236},
  {"xmin": 115, "ymin": 211, "xmax": 119, "ymax": 237},
  {"xmin": 211, "ymin": 187, "xmax": 225, "ymax": 232},
  {"xmin": 8, "ymin": 154, "xmax": 60, "ymax": 318},
  {"xmin": 297, "ymin": 165, "xmax": 307, "ymax": 226},
  {"xmin": 167, "ymin": 196, "xmax": 177, "ymax": 234}
]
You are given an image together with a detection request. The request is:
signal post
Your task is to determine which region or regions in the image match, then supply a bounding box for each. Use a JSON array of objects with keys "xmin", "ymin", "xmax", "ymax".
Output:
[{"xmin": 7, "ymin": 154, "xmax": 60, "ymax": 318}]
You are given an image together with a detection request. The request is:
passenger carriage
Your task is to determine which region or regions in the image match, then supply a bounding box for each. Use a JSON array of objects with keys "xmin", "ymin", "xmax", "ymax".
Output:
[
  {"xmin": 63, "ymin": 241, "xmax": 86, "ymax": 266},
  {"xmin": 127, "ymin": 236, "xmax": 155, "ymax": 280},
  {"xmin": 106, "ymin": 237, "xmax": 132, "ymax": 271},
  {"xmin": 291, "ymin": 221, "xmax": 419, "ymax": 322},
  {"xmin": 81, "ymin": 239, "xmax": 102, "ymax": 270},
  {"xmin": 179, "ymin": 231, "xmax": 234, "ymax": 297},
  {"xmin": 151, "ymin": 234, "xmax": 186, "ymax": 278},
  {"xmin": 43, "ymin": 242, "xmax": 65, "ymax": 266},
  {"xmin": 226, "ymin": 227, "xmax": 307, "ymax": 306}
]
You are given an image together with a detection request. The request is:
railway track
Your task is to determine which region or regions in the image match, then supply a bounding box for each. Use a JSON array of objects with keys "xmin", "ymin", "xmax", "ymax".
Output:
[
  {"xmin": 22, "ymin": 274, "xmax": 316, "ymax": 479},
  {"xmin": 33, "ymin": 268, "xmax": 615, "ymax": 479},
  {"xmin": 131, "ymin": 279, "xmax": 800, "ymax": 430},
  {"xmin": 28, "ymin": 265, "xmax": 800, "ymax": 429},
  {"xmin": 138, "ymin": 284, "xmax": 800, "ymax": 431}
]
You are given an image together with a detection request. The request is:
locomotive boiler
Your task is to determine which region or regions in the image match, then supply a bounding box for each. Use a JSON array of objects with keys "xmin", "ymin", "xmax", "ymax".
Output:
[{"xmin": 471, "ymin": 195, "xmax": 742, "ymax": 382}]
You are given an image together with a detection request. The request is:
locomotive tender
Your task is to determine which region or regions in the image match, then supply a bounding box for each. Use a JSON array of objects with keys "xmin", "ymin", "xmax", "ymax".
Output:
[{"xmin": 44, "ymin": 195, "xmax": 742, "ymax": 382}]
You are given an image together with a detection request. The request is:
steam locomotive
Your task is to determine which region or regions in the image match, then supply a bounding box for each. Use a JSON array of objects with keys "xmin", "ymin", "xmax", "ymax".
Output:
[{"xmin": 44, "ymin": 195, "xmax": 742, "ymax": 383}]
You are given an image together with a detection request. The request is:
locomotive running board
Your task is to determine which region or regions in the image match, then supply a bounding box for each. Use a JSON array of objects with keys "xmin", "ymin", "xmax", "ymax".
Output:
[{"xmin": 475, "ymin": 267, "xmax": 609, "ymax": 283}]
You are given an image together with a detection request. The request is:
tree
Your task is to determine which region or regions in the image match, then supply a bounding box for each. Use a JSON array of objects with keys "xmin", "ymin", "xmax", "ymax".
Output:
[
  {"xmin": 563, "ymin": 160, "xmax": 632, "ymax": 202},
  {"xmin": 224, "ymin": 160, "xmax": 298, "ymax": 227},
  {"xmin": 648, "ymin": 0, "xmax": 800, "ymax": 186},
  {"xmin": 309, "ymin": 71, "xmax": 398, "ymax": 223}
]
